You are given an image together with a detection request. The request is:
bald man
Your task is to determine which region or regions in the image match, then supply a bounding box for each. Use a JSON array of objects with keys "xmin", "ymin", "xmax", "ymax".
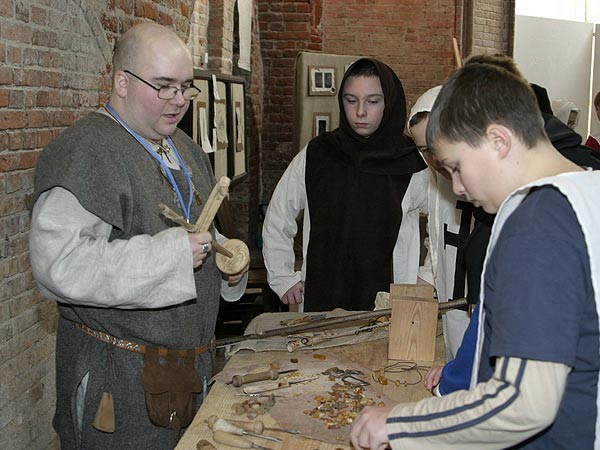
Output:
[{"xmin": 30, "ymin": 23, "xmax": 247, "ymax": 449}]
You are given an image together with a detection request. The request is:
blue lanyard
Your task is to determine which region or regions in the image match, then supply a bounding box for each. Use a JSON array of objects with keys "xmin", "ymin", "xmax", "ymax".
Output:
[{"xmin": 104, "ymin": 102, "xmax": 194, "ymax": 222}]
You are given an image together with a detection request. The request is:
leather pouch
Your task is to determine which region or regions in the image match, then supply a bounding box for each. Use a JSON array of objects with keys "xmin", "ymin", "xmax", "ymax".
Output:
[{"xmin": 141, "ymin": 347, "xmax": 202, "ymax": 437}]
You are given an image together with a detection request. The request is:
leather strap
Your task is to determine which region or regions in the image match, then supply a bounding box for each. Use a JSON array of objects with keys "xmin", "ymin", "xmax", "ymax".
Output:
[{"xmin": 72, "ymin": 321, "xmax": 214, "ymax": 357}]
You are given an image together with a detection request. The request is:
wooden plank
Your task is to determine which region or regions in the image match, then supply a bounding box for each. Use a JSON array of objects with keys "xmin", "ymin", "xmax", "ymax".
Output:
[{"xmin": 388, "ymin": 296, "xmax": 438, "ymax": 362}]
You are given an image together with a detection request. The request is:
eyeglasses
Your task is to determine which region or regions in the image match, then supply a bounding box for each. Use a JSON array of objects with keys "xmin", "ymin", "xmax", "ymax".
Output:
[{"xmin": 124, "ymin": 70, "xmax": 200, "ymax": 101}]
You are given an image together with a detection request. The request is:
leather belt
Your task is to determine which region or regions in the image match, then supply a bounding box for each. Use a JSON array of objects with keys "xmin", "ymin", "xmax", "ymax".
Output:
[{"xmin": 72, "ymin": 322, "xmax": 215, "ymax": 357}]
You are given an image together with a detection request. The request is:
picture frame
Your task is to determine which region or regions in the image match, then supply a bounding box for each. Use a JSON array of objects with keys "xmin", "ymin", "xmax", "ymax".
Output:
[
  {"xmin": 308, "ymin": 66, "xmax": 336, "ymax": 96},
  {"xmin": 313, "ymin": 112, "xmax": 331, "ymax": 137},
  {"xmin": 179, "ymin": 70, "xmax": 248, "ymax": 185}
]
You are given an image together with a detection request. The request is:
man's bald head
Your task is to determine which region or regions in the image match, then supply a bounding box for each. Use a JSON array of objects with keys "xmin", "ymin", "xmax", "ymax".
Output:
[{"xmin": 112, "ymin": 23, "xmax": 189, "ymax": 76}]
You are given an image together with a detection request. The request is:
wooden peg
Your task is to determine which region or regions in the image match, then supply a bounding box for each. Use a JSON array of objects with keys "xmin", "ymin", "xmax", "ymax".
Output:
[{"xmin": 194, "ymin": 177, "xmax": 230, "ymax": 233}]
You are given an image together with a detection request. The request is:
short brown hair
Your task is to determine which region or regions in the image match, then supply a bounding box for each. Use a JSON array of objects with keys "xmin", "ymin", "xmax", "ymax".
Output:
[
  {"xmin": 464, "ymin": 53, "xmax": 525, "ymax": 79},
  {"xmin": 426, "ymin": 63, "xmax": 547, "ymax": 151}
]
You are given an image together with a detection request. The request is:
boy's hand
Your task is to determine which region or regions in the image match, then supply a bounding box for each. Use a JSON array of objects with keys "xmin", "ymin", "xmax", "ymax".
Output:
[
  {"xmin": 424, "ymin": 365, "xmax": 443, "ymax": 392},
  {"xmin": 350, "ymin": 405, "xmax": 393, "ymax": 450}
]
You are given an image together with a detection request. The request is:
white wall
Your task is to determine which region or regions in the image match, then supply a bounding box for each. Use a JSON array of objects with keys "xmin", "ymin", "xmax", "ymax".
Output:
[{"xmin": 514, "ymin": 15, "xmax": 594, "ymax": 139}]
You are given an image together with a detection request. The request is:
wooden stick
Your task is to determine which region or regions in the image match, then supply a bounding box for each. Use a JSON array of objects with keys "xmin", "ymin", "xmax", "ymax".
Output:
[
  {"xmin": 159, "ymin": 203, "xmax": 233, "ymax": 258},
  {"xmin": 452, "ymin": 37, "xmax": 462, "ymax": 67},
  {"xmin": 159, "ymin": 204, "xmax": 196, "ymax": 231},
  {"xmin": 194, "ymin": 177, "xmax": 230, "ymax": 232},
  {"xmin": 215, "ymin": 298, "xmax": 468, "ymax": 347}
]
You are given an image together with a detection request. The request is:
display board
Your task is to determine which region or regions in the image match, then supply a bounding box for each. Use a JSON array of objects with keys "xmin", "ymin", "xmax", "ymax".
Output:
[
  {"xmin": 180, "ymin": 70, "xmax": 248, "ymax": 184},
  {"xmin": 292, "ymin": 52, "xmax": 362, "ymax": 153}
]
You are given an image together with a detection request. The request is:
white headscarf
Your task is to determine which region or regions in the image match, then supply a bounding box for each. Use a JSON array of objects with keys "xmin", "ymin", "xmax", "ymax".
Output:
[{"xmin": 407, "ymin": 85, "xmax": 442, "ymax": 137}]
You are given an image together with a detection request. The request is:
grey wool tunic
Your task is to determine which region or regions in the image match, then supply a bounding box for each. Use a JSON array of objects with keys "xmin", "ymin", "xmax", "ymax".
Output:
[{"xmin": 33, "ymin": 112, "xmax": 222, "ymax": 450}]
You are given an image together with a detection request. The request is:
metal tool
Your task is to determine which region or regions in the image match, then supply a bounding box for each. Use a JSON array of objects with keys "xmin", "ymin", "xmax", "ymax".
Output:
[
  {"xmin": 236, "ymin": 393, "xmax": 285, "ymax": 398},
  {"xmin": 212, "ymin": 430, "xmax": 272, "ymax": 450},
  {"xmin": 243, "ymin": 374, "xmax": 320, "ymax": 395},
  {"xmin": 209, "ymin": 417, "xmax": 282, "ymax": 443},
  {"xmin": 207, "ymin": 415, "xmax": 301, "ymax": 435},
  {"xmin": 228, "ymin": 368, "xmax": 298, "ymax": 387},
  {"xmin": 264, "ymin": 425, "xmax": 301, "ymax": 435},
  {"xmin": 322, "ymin": 367, "xmax": 371, "ymax": 386}
]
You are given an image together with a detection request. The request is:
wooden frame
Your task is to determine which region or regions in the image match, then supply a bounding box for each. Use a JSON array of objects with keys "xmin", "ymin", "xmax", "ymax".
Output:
[{"xmin": 179, "ymin": 70, "xmax": 248, "ymax": 185}]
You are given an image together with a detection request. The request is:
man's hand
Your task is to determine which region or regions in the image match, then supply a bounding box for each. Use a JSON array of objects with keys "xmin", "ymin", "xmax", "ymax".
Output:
[
  {"xmin": 281, "ymin": 281, "xmax": 304, "ymax": 305},
  {"xmin": 188, "ymin": 232, "xmax": 212, "ymax": 268},
  {"xmin": 224, "ymin": 263, "xmax": 249, "ymax": 286},
  {"xmin": 424, "ymin": 365, "xmax": 443, "ymax": 392},
  {"xmin": 350, "ymin": 405, "xmax": 393, "ymax": 450}
]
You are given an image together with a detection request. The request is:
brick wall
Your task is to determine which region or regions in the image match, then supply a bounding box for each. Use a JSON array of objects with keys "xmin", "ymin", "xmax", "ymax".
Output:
[
  {"xmin": 472, "ymin": 0, "xmax": 515, "ymax": 55},
  {"xmin": 207, "ymin": 0, "xmax": 235, "ymax": 72},
  {"xmin": 321, "ymin": 0, "xmax": 461, "ymax": 105},
  {"xmin": 257, "ymin": 0, "xmax": 322, "ymax": 198}
]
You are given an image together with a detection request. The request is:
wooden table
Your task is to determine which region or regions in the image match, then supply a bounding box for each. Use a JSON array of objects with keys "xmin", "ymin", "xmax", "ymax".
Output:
[{"xmin": 176, "ymin": 333, "xmax": 445, "ymax": 450}]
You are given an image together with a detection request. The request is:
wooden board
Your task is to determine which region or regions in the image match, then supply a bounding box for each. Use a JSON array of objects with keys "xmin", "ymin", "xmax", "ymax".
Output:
[{"xmin": 388, "ymin": 296, "xmax": 438, "ymax": 362}]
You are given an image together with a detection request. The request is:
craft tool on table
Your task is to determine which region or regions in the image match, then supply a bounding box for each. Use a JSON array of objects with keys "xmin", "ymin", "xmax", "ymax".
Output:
[
  {"xmin": 228, "ymin": 368, "xmax": 299, "ymax": 387},
  {"xmin": 242, "ymin": 374, "xmax": 320, "ymax": 395},
  {"xmin": 212, "ymin": 430, "xmax": 272, "ymax": 449},
  {"xmin": 207, "ymin": 415, "xmax": 301, "ymax": 435},
  {"xmin": 208, "ymin": 417, "xmax": 282, "ymax": 443}
]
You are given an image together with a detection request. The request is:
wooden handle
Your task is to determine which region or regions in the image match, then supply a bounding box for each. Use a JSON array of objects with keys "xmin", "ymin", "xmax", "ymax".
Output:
[
  {"xmin": 452, "ymin": 37, "xmax": 462, "ymax": 67},
  {"xmin": 232, "ymin": 369, "xmax": 279, "ymax": 387},
  {"xmin": 212, "ymin": 240, "xmax": 234, "ymax": 258},
  {"xmin": 215, "ymin": 239, "xmax": 250, "ymax": 274},
  {"xmin": 196, "ymin": 439, "xmax": 217, "ymax": 450},
  {"xmin": 207, "ymin": 415, "xmax": 264, "ymax": 434},
  {"xmin": 194, "ymin": 177, "xmax": 230, "ymax": 232},
  {"xmin": 212, "ymin": 430, "xmax": 254, "ymax": 448}
]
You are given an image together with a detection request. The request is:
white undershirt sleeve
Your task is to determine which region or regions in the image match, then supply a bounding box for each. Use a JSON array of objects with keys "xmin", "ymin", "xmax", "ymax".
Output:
[
  {"xmin": 30, "ymin": 187, "xmax": 197, "ymax": 309},
  {"xmin": 262, "ymin": 147, "xmax": 307, "ymax": 299}
]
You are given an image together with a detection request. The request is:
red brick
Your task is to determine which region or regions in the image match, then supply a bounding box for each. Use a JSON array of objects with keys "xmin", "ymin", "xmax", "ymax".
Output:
[
  {"xmin": 30, "ymin": 6, "xmax": 47, "ymax": 25},
  {"xmin": 0, "ymin": 111, "xmax": 25, "ymax": 130},
  {"xmin": 27, "ymin": 110, "xmax": 50, "ymax": 128},
  {"xmin": 0, "ymin": 0, "xmax": 13, "ymax": 18},
  {"xmin": 8, "ymin": 130, "xmax": 24, "ymax": 150},
  {"xmin": 1, "ymin": 22, "xmax": 33, "ymax": 44},
  {"xmin": 0, "ymin": 90, "xmax": 8, "ymax": 107},
  {"xmin": 6, "ymin": 46, "xmax": 22, "ymax": 64},
  {"xmin": 0, "ymin": 135, "xmax": 8, "ymax": 152}
]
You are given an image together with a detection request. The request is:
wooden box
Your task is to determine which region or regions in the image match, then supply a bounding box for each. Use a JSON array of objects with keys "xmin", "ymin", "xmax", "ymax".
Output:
[{"xmin": 388, "ymin": 284, "xmax": 438, "ymax": 362}]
